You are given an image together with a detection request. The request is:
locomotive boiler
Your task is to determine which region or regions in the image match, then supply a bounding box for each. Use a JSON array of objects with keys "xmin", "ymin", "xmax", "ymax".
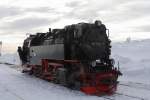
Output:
[{"xmin": 18, "ymin": 20, "xmax": 121, "ymax": 95}]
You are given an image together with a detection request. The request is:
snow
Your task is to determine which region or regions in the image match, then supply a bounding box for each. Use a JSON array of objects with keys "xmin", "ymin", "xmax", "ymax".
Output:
[
  {"xmin": 0, "ymin": 52, "xmax": 20, "ymax": 65},
  {"xmin": 112, "ymin": 39, "xmax": 150, "ymax": 84},
  {"xmin": 0, "ymin": 64, "xmax": 104, "ymax": 100},
  {"xmin": 0, "ymin": 39, "xmax": 150, "ymax": 100}
]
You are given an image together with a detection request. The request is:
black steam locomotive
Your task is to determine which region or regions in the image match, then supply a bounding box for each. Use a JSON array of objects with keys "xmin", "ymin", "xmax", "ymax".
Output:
[{"xmin": 18, "ymin": 20, "xmax": 121, "ymax": 95}]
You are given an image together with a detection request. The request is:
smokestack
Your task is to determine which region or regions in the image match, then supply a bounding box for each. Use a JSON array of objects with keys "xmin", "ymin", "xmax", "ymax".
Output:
[{"xmin": 49, "ymin": 28, "xmax": 51, "ymax": 33}]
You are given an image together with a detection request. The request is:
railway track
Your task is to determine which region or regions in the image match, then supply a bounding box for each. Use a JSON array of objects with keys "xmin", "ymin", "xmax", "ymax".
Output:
[
  {"xmin": 1, "ymin": 63, "xmax": 150, "ymax": 100},
  {"xmin": 0, "ymin": 80, "xmax": 25, "ymax": 100},
  {"xmin": 119, "ymin": 83, "xmax": 150, "ymax": 91},
  {"xmin": 119, "ymin": 81, "xmax": 150, "ymax": 91},
  {"xmin": 101, "ymin": 92, "xmax": 145, "ymax": 100},
  {"xmin": 99, "ymin": 81, "xmax": 150, "ymax": 100}
]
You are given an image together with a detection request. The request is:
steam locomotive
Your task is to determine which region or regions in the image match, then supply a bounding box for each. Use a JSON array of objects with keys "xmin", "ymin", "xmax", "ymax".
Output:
[{"xmin": 18, "ymin": 20, "xmax": 121, "ymax": 95}]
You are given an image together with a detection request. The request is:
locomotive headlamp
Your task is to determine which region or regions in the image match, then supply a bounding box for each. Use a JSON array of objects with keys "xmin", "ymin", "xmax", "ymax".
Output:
[{"xmin": 91, "ymin": 61, "xmax": 96, "ymax": 67}]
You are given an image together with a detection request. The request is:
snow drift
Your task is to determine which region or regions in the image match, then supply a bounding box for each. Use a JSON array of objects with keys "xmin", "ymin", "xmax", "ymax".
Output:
[{"xmin": 112, "ymin": 39, "xmax": 150, "ymax": 84}]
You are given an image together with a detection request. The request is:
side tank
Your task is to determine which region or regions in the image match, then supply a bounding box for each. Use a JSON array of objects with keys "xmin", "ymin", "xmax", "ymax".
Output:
[{"xmin": 29, "ymin": 44, "xmax": 64, "ymax": 65}]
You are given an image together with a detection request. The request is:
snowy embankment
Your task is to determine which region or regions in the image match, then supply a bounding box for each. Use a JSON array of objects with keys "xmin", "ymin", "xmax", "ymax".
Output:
[
  {"xmin": 112, "ymin": 39, "xmax": 150, "ymax": 84},
  {"xmin": 0, "ymin": 53, "xmax": 20, "ymax": 65}
]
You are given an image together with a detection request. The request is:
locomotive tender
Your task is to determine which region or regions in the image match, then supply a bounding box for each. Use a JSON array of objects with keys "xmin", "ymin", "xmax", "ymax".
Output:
[{"xmin": 18, "ymin": 20, "xmax": 121, "ymax": 95}]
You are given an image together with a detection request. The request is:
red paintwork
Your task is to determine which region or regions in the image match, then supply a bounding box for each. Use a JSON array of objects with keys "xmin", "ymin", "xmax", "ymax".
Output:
[
  {"xmin": 80, "ymin": 70, "xmax": 119, "ymax": 95},
  {"xmin": 26, "ymin": 59, "xmax": 120, "ymax": 95}
]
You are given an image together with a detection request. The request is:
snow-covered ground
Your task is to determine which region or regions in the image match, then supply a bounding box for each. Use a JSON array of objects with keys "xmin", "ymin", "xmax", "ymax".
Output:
[
  {"xmin": 0, "ymin": 39, "xmax": 150, "ymax": 100},
  {"xmin": 0, "ymin": 53, "xmax": 20, "ymax": 65},
  {"xmin": 112, "ymin": 39, "xmax": 150, "ymax": 84}
]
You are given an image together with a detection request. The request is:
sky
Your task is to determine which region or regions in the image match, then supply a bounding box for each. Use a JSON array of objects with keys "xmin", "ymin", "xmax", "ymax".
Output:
[{"xmin": 0, "ymin": 0, "xmax": 150, "ymax": 53}]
